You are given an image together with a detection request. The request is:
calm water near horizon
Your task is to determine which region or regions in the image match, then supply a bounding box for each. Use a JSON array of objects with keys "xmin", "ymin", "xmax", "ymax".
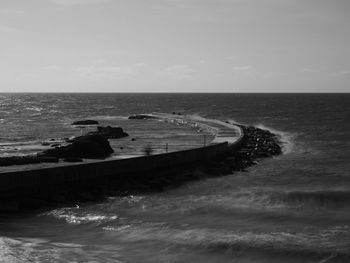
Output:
[{"xmin": 0, "ymin": 93, "xmax": 350, "ymax": 262}]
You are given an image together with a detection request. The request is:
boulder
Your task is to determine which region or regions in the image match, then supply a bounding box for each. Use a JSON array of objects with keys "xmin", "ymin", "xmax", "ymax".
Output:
[
  {"xmin": 40, "ymin": 134, "xmax": 114, "ymax": 159},
  {"xmin": 128, "ymin": 114, "xmax": 156, "ymax": 120},
  {"xmin": 88, "ymin": 126, "xmax": 128, "ymax": 139},
  {"xmin": 71, "ymin": 120, "xmax": 99, "ymax": 125}
]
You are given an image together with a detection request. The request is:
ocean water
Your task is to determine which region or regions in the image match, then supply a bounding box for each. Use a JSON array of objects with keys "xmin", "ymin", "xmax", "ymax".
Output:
[{"xmin": 0, "ymin": 93, "xmax": 349, "ymax": 263}]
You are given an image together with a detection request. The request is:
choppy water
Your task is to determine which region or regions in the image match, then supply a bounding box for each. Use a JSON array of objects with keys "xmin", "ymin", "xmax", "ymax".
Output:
[{"xmin": 0, "ymin": 93, "xmax": 349, "ymax": 263}]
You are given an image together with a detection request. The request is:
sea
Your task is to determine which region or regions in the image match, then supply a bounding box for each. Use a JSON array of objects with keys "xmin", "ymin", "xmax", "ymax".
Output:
[{"xmin": 0, "ymin": 93, "xmax": 349, "ymax": 263}]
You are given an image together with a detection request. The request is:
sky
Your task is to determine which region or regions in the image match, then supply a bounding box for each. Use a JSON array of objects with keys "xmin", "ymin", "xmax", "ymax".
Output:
[{"xmin": 0, "ymin": 0, "xmax": 349, "ymax": 93}]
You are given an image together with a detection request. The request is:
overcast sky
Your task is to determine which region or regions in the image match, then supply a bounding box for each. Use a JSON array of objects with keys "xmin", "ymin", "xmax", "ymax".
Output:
[{"xmin": 0, "ymin": 0, "xmax": 349, "ymax": 92}]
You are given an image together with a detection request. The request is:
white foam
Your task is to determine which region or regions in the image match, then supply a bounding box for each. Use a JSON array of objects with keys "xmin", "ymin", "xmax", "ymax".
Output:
[{"xmin": 43, "ymin": 208, "xmax": 119, "ymax": 225}]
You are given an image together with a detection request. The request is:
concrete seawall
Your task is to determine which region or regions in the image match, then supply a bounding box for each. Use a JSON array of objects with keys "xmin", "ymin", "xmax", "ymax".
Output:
[{"xmin": 0, "ymin": 120, "xmax": 244, "ymax": 198}]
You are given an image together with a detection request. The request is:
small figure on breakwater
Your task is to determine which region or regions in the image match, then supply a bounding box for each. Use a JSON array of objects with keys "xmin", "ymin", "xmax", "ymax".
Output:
[{"xmin": 144, "ymin": 145, "xmax": 153, "ymax": 156}]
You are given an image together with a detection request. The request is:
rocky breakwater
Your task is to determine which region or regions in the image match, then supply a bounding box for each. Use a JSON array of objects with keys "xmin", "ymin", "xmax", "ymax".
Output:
[
  {"xmin": 203, "ymin": 125, "xmax": 282, "ymax": 175},
  {"xmin": 0, "ymin": 121, "xmax": 283, "ymax": 211},
  {"xmin": 95, "ymin": 125, "xmax": 283, "ymax": 195}
]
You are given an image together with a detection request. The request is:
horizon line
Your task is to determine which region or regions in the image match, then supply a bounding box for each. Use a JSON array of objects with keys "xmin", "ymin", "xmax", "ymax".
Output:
[{"xmin": 0, "ymin": 91, "xmax": 349, "ymax": 94}]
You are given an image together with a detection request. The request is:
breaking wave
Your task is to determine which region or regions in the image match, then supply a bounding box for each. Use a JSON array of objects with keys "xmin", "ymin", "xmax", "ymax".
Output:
[
  {"xmin": 103, "ymin": 224, "xmax": 350, "ymax": 261},
  {"xmin": 43, "ymin": 208, "xmax": 119, "ymax": 225},
  {"xmin": 279, "ymin": 190, "xmax": 350, "ymax": 207}
]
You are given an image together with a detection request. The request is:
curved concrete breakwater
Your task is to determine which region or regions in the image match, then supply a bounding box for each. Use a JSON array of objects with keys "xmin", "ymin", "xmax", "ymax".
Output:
[{"xmin": 0, "ymin": 114, "xmax": 281, "ymax": 211}]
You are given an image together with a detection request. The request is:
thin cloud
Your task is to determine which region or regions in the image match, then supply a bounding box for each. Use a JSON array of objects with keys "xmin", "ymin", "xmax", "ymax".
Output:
[
  {"xmin": 301, "ymin": 67, "xmax": 320, "ymax": 73},
  {"xmin": 72, "ymin": 65, "xmax": 134, "ymax": 78},
  {"xmin": 133, "ymin": 62, "xmax": 147, "ymax": 67},
  {"xmin": 0, "ymin": 25, "xmax": 21, "ymax": 34},
  {"xmin": 42, "ymin": 65, "xmax": 60, "ymax": 71},
  {"xmin": 332, "ymin": 70, "xmax": 349, "ymax": 77},
  {"xmin": 155, "ymin": 65, "xmax": 197, "ymax": 80},
  {"xmin": 225, "ymin": 55, "xmax": 236, "ymax": 61},
  {"xmin": 232, "ymin": 65, "xmax": 253, "ymax": 71},
  {"xmin": 49, "ymin": 0, "xmax": 112, "ymax": 6},
  {"xmin": 232, "ymin": 65, "xmax": 255, "ymax": 77},
  {"xmin": 231, "ymin": 65, "xmax": 283, "ymax": 79},
  {"xmin": 0, "ymin": 9, "xmax": 24, "ymax": 15}
]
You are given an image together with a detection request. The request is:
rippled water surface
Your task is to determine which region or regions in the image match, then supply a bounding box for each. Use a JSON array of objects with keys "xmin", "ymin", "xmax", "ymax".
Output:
[{"xmin": 0, "ymin": 93, "xmax": 349, "ymax": 262}]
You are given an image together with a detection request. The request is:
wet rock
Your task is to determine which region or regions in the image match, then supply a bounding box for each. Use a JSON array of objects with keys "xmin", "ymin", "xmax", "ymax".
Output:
[
  {"xmin": 71, "ymin": 120, "xmax": 99, "ymax": 125},
  {"xmin": 88, "ymin": 126, "xmax": 128, "ymax": 139},
  {"xmin": 128, "ymin": 114, "xmax": 156, "ymax": 120},
  {"xmin": 40, "ymin": 134, "xmax": 114, "ymax": 159},
  {"xmin": 50, "ymin": 194, "xmax": 66, "ymax": 203},
  {"xmin": 18, "ymin": 197, "xmax": 50, "ymax": 210},
  {"xmin": 0, "ymin": 199, "xmax": 20, "ymax": 212}
]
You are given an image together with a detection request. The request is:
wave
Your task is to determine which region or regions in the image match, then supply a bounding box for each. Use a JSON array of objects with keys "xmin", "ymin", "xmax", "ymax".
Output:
[
  {"xmin": 25, "ymin": 106, "xmax": 43, "ymax": 112},
  {"xmin": 279, "ymin": 190, "xmax": 350, "ymax": 207},
  {"xmin": 103, "ymin": 224, "xmax": 350, "ymax": 261},
  {"xmin": 229, "ymin": 189, "xmax": 350, "ymax": 210},
  {"xmin": 161, "ymin": 189, "xmax": 350, "ymax": 216},
  {"xmin": 229, "ymin": 189, "xmax": 350, "ymax": 209},
  {"xmin": 43, "ymin": 207, "xmax": 119, "ymax": 225}
]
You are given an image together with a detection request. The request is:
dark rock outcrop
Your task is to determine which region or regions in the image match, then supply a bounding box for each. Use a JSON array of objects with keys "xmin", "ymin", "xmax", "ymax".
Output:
[
  {"xmin": 88, "ymin": 126, "xmax": 129, "ymax": 139},
  {"xmin": 71, "ymin": 120, "xmax": 99, "ymax": 125},
  {"xmin": 40, "ymin": 134, "xmax": 114, "ymax": 159},
  {"xmin": 128, "ymin": 114, "xmax": 156, "ymax": 120}
]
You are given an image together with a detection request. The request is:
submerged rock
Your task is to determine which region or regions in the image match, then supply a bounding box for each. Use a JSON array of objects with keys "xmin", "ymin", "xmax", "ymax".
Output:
[{"xmin": 71, "ymin": 120, "xmax": 99, "ymax": 125}]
